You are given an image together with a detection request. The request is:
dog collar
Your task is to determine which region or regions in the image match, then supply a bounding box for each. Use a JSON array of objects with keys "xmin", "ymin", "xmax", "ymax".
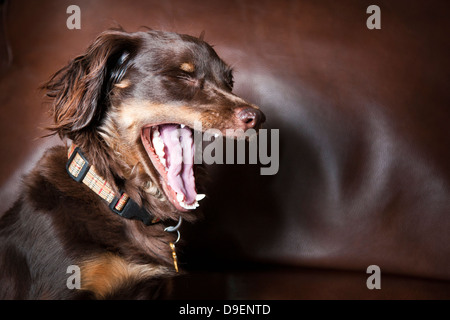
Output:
[{"xmin": 66, "ymin": 144, "xmax": 160, "ymax": 226}]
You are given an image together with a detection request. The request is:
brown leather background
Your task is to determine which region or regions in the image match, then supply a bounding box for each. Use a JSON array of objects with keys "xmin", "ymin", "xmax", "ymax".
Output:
[{"xmin": 1, "ymin": 0, "xmax": 449, "ymax": 299}]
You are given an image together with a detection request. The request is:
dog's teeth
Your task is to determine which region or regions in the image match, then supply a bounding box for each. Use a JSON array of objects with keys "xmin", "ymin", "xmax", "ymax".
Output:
[
  {"xmin": 180, "ymin": 124, "xmax": 185, "ymax": 129},
  {"xmin": 152, "ymin": 136, "xmax": 166, "ymax": 159},
  {"xmin": 179, "ymin": 200, "xmax": 198, "ymax": 210},
  {"xmin": 154, "ymin": 143, "xmax": 164, "ymax": 153},
  {"xmin": 176, "ymin": 193, "xmax": 185, "ymax": 203},
  {"xmin": 152, "ymin": 134, "xmax": 168, "ymax": 168},
  {"xmin": 152, "ymin": 136, "xmax": 163, "ymax": 148},
  {"xmin": 179, "ymin": 201, "xmax": 188, "ymax": 209},
  {"xmin": 153, "ymin": 135, "xmax": 163, "ymax": 145},
  {"xmin": 196, "ymin": 194, "xmax": 206, "ymax": 201},
  {"xmin": 155, "ymin": 147, "xmax": 165, "ymax": 158}
]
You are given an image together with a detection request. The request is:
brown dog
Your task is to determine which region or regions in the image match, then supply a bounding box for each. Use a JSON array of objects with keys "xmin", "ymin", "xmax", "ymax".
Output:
[{"xmin": 0, "ymin": 28, "xmax": 264, "ymax": 299}]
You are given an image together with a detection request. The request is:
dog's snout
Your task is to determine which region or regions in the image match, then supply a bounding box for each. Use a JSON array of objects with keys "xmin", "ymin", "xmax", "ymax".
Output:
[{"xmin": 236, "ymin": 107, "xmax": 265, "ymax": 129}]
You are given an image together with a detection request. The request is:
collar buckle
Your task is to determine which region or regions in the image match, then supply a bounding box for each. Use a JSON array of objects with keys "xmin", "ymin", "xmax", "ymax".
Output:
[
  {"xmin": 109, "ymin": 193, "xmax": 159, "ymax": 226},
  {"xmin": 66, "ymin": 146, "xmax": 90, "ymax": 182}
]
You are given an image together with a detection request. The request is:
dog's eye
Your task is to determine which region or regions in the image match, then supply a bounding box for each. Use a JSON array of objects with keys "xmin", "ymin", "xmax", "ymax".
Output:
[
  {"xmin": 174, "ymin": 71, "xmax": 204, "ymax": 90},
  {"xmin": 175, "ymin": 72, "xmax": 195, "ymax": 82}
]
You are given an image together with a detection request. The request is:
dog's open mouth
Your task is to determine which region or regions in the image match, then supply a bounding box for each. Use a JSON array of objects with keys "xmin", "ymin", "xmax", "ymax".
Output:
[{"xmin": 141, "ymin": 124, "xmax": 205, "ymax": 212}]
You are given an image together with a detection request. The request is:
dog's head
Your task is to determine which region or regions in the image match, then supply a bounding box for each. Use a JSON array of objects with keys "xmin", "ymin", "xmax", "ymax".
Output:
[{"xmin": 44, "ymin": 28, "xmax": 265, "ymax": 217}]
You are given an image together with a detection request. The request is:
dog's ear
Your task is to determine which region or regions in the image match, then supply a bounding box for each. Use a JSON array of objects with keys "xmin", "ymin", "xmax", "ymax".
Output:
[{"xmin": 43, "ymin": 29, "xmax": 139, "ymax": 138}]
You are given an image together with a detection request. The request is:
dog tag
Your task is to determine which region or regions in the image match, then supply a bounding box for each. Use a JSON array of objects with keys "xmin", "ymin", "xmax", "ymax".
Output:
[{"xmin": 169, "ymin": 242, "xmax": 179, "ymax": 273}]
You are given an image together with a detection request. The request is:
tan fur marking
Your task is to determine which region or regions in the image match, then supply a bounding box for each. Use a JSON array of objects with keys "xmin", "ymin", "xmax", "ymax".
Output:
[
  {"xmin": 180, "ymin": 62, "xmax": 195, "ymax": 73},
  {"xmin": 114, "ymin": 79, "xmax": 131, "ymax": 88},
  {"xmin": 115, "ymin": 100, "xmax": 204, "ymax": 130},
  {"xmin": 80, "ymin": 253, "xmax": 168, "ymax": 299}
]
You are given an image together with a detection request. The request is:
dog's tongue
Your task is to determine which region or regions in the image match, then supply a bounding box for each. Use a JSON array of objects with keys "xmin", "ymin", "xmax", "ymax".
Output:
[{"xmin": 159, "ymin": 124, "xmax": 196, "ymax": 204}]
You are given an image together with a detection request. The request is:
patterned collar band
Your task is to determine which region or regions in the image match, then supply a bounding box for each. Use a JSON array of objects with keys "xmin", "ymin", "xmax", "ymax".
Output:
[{"xmin": 66, "ymin": 144, "xmax": 160, "ymax": 226}]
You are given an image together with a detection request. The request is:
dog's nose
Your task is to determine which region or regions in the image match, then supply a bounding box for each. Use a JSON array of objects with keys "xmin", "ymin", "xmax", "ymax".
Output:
[{"xmin": 236, "ymin": 107, "xmax": 266, "ymax": 129}]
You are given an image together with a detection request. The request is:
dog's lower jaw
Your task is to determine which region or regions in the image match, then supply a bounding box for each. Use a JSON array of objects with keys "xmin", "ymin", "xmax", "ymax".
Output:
[{"xmin": 124, "ymin": 155, "xmax": 200, "ymax": 223}]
